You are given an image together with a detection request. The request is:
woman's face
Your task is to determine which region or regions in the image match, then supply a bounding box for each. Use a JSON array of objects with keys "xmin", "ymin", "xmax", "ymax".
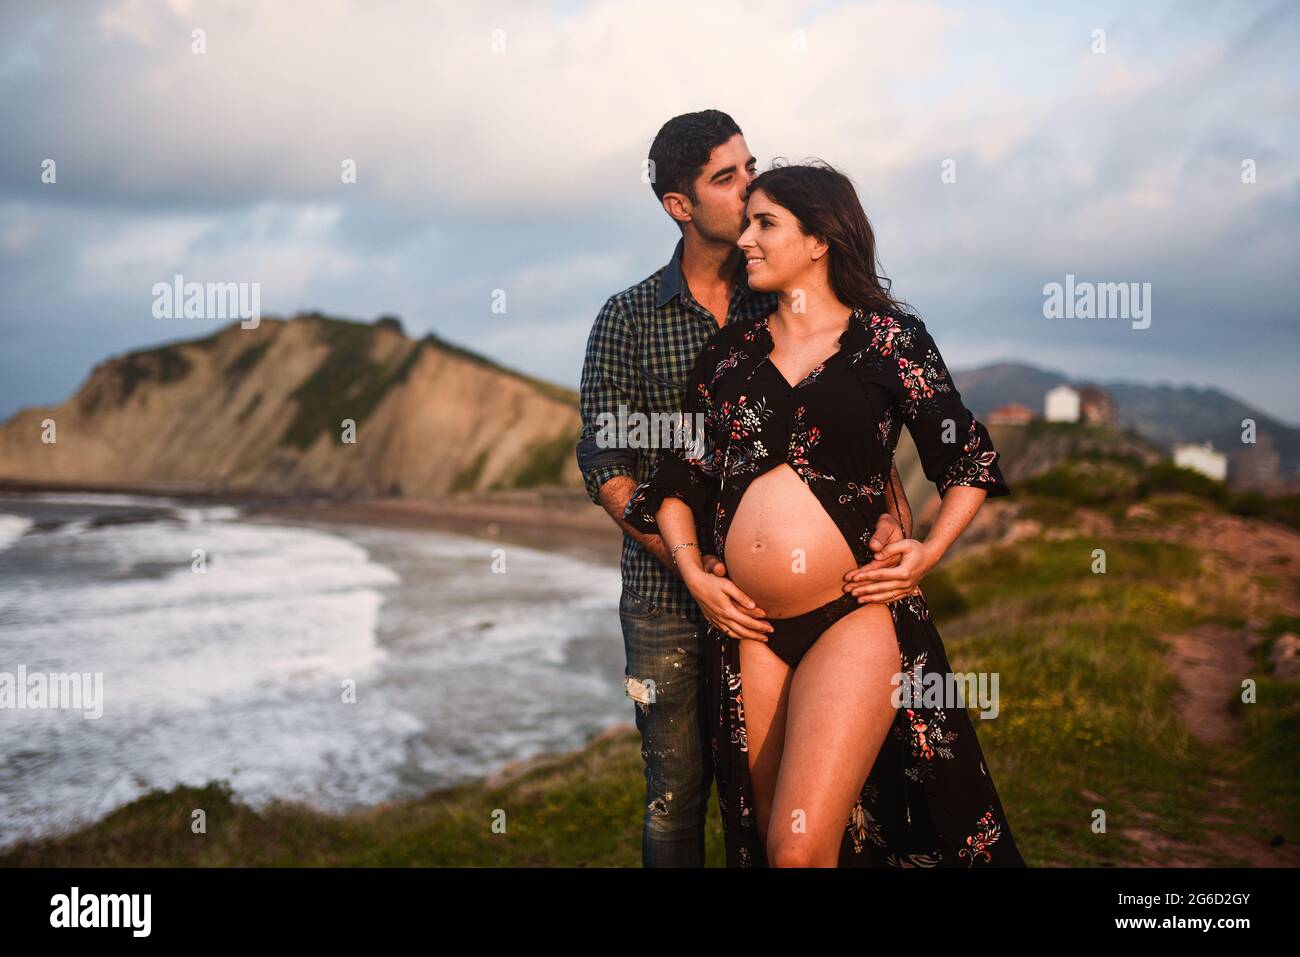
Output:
[{"xmin": 737, "ymin": 188, "xmax": 821, "ymax": 293}]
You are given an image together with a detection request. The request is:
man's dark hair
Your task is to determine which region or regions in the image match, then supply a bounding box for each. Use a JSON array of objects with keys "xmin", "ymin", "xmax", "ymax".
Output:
[{"xmin": 647, "ymin": 110, "xmax": 743, "ymax": 215}]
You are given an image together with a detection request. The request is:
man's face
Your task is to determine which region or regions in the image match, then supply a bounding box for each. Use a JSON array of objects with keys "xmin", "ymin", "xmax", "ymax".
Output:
[{"xmin": 682, "ymin": 133, "xmax": 757, "ymax": 244}]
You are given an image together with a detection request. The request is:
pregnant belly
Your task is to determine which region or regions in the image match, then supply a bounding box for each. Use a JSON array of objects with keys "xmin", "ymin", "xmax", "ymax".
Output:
[{"xmin": 725, "ymin": 463, "xmax": 859, "ymax": 618}]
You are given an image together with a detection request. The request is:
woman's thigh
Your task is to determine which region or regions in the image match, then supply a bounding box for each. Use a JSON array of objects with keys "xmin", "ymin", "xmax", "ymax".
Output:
[
  {"xmin": 737, "ymin": 637, "xmax": 793, "ymax": 841},
  {"xmin": 767, "ymin": 602, "xmax": 902, "ymax": 866}
]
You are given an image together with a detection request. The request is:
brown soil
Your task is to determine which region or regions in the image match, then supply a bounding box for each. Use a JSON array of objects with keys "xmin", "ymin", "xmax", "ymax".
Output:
[{"xmin": 1095, "ymin": 506, "xmax": 1300, "ymax": 866}]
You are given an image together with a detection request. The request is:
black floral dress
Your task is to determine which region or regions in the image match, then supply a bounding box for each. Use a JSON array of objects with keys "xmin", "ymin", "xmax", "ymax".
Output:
[{"xmin": 623, "ymin": 305, "xmax": 1026, "ymax": 867}]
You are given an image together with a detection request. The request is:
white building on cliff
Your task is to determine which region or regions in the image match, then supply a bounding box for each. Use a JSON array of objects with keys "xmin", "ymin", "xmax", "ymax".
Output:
[
  {"xmin": 1044, "ymin": 384, "xmax": 1080, "ymax": 422},
  {"xmin": 1173, "ymin": 441, "xmax": 1228, "ymax": 481}
]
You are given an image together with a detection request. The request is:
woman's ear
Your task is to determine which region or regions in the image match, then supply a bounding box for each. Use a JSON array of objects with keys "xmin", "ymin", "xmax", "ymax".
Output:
[{"xmin": 808, "ymin": 232, "xmax": 831, "ymax": 262}]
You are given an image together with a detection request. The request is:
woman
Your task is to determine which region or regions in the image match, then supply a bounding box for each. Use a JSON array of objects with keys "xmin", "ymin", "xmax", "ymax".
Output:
[{"xmin": 622, "ymin": 160, "xmax": 1026, "ymax": 867}]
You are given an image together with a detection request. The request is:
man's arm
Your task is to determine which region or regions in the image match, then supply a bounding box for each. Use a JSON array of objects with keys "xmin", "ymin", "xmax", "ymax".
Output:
[
  {"xmin": 575, "ymin": 296, "xmax": 680, "ymax": 574},
  {"xmin": 883, "ymin": 458, "xmax": 913, "ymax": 539},
  {"xmin": 576, "ymin": 296, "xmax": 640, "ymax": 504},
  {"xmin": 576, "ymin": 297, "xmax": 726, "ymax": 579}
]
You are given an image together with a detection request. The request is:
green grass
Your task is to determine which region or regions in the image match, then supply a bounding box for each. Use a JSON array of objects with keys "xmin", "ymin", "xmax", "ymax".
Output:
[
  {"xmin": 78, "ymin": 345, "xmax": 193, "ymax": 415},
  {"xmin": 224, "ymin": 340, "xmax": 271, "ymax": 386},
  {"xmin": 942, "ymin": 528, "xmax": 1299, "ymax": 865},
  {"xmin": 502, "ymin": 428, "xmax": 581, "ymax": 491},
  {"xmin": 1228, "ymin": 490, "xmax": 1300, "ymax": 531},
  {"xmin": 1020, "ymin": 451, "xmax": 1147, "ymax": 506},
  {"xmin": 1232, "ymin": 614, "xmax": 1300, "ymax": 838},
  {"xmin": 945, "ymin": 535, "xmax": 1212, "ymax": 864},
  {"xmin": 417, "ymin": 329, "xmax": 579, "ymax": 408},
  {"xmin": 235, "ymin": 391, "xmax": 263, "ymax": 424},
  {"xmin": 0, "ymin": 733, "xmax": 667, "ymax": 867},
  {"xmin": 1018, "ymin": 449, "xmax": 1300, "ymax": 531},
  {"xmin": 451, "ymin": 449, "xmax": 489, "ymax": 494},
  {"xmin": 279, "ymin": 317, "xmax": 424, "ymax": 451}
]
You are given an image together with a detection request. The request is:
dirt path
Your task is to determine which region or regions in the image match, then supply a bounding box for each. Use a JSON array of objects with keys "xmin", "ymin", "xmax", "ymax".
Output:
[
  {"xmin": 986, "ymin": 501, "xmax": 1299, "ymax": 866},
  {"xmin": 1124, "ymin": 510, "xmax": 1299, "ymax": 866}
]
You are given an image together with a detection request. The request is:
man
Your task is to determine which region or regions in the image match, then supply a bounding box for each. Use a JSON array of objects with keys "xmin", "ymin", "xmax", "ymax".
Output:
[{"xmin": 576, "ymin": 110, "xmax": 911, "ymax": 867}]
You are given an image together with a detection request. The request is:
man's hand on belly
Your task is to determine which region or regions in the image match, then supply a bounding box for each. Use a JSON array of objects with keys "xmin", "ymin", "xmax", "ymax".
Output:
[
  {"xmin": 700, "ymin": 554, "xmax": 726, "ymax": 577},
  {"xmin": 843, "ymin": 538, "xmax": 935, "ymax": 604},
  {"xmin": 842, "ymin": 511, "xmax": 916, "ymax": 603},
  {"xmin": 865, "ymin": 511, "xmax": 906, "ymax": 556}
]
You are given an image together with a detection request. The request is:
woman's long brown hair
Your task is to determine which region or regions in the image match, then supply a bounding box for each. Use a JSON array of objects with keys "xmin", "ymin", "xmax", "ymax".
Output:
[{"xmin": 745, "ymin": 158, "xmax": 912, "ymax": 318}]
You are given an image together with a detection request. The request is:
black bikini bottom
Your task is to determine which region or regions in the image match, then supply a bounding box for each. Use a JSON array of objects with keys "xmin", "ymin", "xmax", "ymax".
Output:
[{"xmin": 763, "ymin": 590, "xmax": 864, "ymax": 669}]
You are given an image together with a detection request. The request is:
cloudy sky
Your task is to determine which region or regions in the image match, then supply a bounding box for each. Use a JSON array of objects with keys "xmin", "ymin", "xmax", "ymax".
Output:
[{"xmin": 2, "ymin": 0, "xmax": 1297, "ymax": 425}]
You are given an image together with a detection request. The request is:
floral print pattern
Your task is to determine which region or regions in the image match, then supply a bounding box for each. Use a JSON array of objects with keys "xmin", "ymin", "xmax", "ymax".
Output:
[
  {"xmin": 787, "ymin": 404, "xmax": 836, "ymax": 484},
  {"xmin": 959, "ymin": 807, "xmax": 1006, "ymax": 866},
  {"xmin": 838, "ymin": 473, "xmax": 886, "ymax": 507},
  {"xmin": 623, "ymin": 305, "xmax": 1025, "ymax": 867}
]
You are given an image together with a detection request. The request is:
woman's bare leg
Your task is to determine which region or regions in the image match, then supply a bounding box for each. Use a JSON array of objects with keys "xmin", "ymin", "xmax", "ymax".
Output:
[
  {"xmin": 737, "ymin": 638, "xmax": 794, "ymax": 846},
  {"xmin": 765, "ymin": 603, "xmax": 902, "ymax": 867}
]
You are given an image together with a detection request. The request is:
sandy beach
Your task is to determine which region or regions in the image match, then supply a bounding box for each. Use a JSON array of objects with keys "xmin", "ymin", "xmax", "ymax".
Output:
[{"xmin": 0, "ymin": 478, "xmax": 625, "ymax": 567}]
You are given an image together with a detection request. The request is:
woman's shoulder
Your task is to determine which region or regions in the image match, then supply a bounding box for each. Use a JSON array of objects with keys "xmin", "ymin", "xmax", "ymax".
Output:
[
  {"xmin": 703, "ymin": 310, "xmax": 770, "ymax": 354},
  {"xmin": 853, "ymin": 303, "xmax": 936, "ymax": 352},
  {"xmin": 862, "ymin": 301, "xmax": 923, "ymax": 329}
]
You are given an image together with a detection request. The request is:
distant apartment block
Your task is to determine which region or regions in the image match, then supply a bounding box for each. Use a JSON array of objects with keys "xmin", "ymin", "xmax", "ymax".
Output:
[{"xmin": 1173, "ymin": 441, "xmax": 1228, "ymax": 481}]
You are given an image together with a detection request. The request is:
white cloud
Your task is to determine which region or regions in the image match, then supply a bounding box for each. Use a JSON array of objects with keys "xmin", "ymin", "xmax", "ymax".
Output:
[
  {"xmin": 1, "ymin": 0, "xmax": 1297, "ymax": 422},
  {"xmin": 71, "ymin": 202, "xmax": 357, "ymax": 308}
]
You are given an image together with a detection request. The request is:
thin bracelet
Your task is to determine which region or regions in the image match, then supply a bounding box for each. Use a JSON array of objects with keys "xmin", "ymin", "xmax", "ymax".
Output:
[{"xmin": 670, "ymin": 542, "xmax": 699, "ymax": 565}]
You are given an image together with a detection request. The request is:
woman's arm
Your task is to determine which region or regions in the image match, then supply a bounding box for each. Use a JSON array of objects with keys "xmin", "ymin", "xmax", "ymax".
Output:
[
  {"xmin": 844, "ymin": 312, "xmax": 1009, "ymax": 603},
  {"xmin": 653, "ymin": 496, "xmax": 707, "ymax": 580},
  {"xmin": 655, "ymin": 496, "xmax": 773, "ymax": 640}
]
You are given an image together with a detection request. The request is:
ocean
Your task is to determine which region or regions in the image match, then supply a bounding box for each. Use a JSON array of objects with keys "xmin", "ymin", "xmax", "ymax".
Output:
[{"xmin": 0, "ymin": 492, "xmax": 627, "ymax": 849}]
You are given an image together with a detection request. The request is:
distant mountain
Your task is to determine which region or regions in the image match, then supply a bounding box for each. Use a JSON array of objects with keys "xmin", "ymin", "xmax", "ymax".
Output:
[
  {"xmin": 953, "ymin": 362, "xmax": 1300, "ymax": 477},
  {"xmin": 0, "ymin": 312, "xmax": 583, "ymax": 498}
]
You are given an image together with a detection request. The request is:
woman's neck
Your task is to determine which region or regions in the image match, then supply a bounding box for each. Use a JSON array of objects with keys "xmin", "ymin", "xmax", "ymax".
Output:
[{"xmin": 771, "ymin": 287, "xmax": 854, "ymax": 339}]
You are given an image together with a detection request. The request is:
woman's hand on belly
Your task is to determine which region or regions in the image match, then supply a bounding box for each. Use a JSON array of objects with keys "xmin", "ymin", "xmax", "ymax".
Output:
[{"xmin": 682, "ymin": 565, "xmax": 775, "ymax": 641}]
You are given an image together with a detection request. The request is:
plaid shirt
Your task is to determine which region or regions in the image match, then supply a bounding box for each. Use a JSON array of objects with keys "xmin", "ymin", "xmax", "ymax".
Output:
[{"xmin": 577, "ymin": 238, "xmax": 778, "ymax": 619}]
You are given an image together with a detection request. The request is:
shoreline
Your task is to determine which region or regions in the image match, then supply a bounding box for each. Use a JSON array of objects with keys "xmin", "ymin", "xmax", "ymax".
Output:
[
  {"xmin": 245, "ymin": 495, "xmax": 624, "ymax": 568},
  {"xmin": 0, "ymin": 478, "xmax": 625, "ymax": 568}
]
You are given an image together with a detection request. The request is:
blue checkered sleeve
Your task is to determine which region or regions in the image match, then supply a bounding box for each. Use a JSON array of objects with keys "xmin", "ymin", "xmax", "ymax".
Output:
[{"xmin": 576, "ymin": 296, "xmax": 641, "ymax": 505}]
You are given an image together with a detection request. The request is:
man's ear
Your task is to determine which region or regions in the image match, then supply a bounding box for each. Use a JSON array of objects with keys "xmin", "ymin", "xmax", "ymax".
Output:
[{"xmin": 662, "ymin": 192, "xmax": 692, "ymax": 227}]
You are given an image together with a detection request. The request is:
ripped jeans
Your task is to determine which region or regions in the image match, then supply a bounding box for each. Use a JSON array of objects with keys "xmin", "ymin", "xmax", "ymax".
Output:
[{"xmin": 619, "ymin": 583, "xmax": 712, "ymax": 867}]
